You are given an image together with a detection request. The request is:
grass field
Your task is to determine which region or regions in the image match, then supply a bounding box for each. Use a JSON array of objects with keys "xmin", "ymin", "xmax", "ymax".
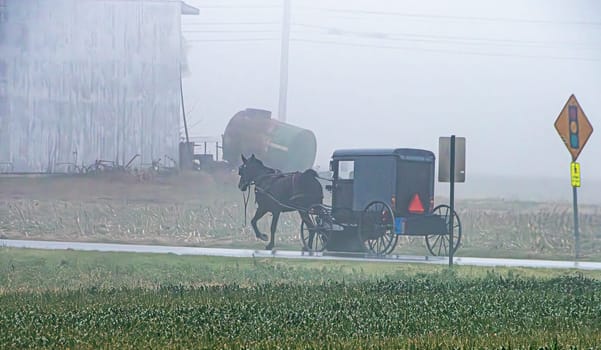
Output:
[
  {"xmin": 1, "ymin": 248, "xmax": 601, "ymax": 349},
  {"xmin": 1, "ymin": 172, "xmax": 601, "ymax": 260}
]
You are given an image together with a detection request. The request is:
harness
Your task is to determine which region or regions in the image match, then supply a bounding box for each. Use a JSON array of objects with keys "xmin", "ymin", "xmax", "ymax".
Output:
[
  {"xmin": 241, "ymin": 170, "xmax": 302, "ymax": 225},
  {"xmin": 254, "ymin": 171, "xmax": 307, "ymax": 207},
  {"xmin": 240, "ymin": 165, "xmax": 325, "ymax": 226},
  {"xmin": 246, "ymin": 171, "xmax": 311, "ymax": 212}
]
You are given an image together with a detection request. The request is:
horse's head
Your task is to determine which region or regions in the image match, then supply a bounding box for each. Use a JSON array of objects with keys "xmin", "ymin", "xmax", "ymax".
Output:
[{"xmin": 238, "ymin": 154, "xmax": 267, "ymax": 191}]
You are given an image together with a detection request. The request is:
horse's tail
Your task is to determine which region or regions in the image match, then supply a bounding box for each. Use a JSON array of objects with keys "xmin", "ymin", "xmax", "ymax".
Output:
[
  {"xmin": 302, "ymin": 169, "xmax": 319, "ymax": 178},
  {"xmin": 300, "ymin": 169, "xmax": 324, "ymax": 203}
]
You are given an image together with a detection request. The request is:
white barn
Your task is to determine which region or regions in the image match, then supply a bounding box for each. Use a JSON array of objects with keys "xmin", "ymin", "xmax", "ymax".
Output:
[{"xmin": 0, "ymin": 0, "xmax": 198, "ymax": 172}]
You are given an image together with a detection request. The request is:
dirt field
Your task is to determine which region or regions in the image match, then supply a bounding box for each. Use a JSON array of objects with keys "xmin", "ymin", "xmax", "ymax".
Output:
[
  {"xmin": 0, "ymin": 170, "xmax": 230, "ymax": 203},
  {"xmin": 0, "ymin": 170, "xmax": 283, "ymax": 247},
  {"xmin": 1, "ymin": 171, "xmax": 601, "ymax": 259}
]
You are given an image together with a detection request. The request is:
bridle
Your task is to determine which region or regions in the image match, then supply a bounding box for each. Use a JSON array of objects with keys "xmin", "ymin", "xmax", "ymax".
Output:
[
  {"xmin": 238, "ymin": 164, "xmax": 251, "ymax": 226},
  {"xmin": 238, "ymin": 162, "xmax": 276, "ymax": 226}
]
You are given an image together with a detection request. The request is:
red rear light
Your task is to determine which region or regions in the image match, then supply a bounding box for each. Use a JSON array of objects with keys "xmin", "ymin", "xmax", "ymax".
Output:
[{"xmin": 408, "ymin": 193, "xmax": 425, "ymax": 214}]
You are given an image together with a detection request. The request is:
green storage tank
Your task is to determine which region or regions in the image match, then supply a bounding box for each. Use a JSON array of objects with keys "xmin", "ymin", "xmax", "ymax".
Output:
[{"xmin": 222, "ymin": 108, "xmax": 317, "ymax": 172}]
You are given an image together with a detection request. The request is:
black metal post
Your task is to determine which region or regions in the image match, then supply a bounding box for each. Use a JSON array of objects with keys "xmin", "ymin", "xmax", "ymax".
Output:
[
  {"xmin": 573, "ymin": 185, "xmax": 580, "ymax": 260},
  {"xmin": 180, "ymin": 68, "xmax": 190, "ymax": 144},
  {"xmin": 449, "ymin": 135, "xmax": 456, "ymax": 267}
]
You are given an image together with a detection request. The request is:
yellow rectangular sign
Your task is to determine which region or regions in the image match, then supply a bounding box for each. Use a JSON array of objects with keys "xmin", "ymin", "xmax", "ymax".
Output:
[{"xmin": 571, "ymin": 162, "xmax": 581, "ymax": 187}]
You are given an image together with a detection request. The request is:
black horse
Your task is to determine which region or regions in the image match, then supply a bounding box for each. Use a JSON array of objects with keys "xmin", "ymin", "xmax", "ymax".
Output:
[{"xmin": 238, "ymin": 154, "xmax": 323, "ymax": 250}]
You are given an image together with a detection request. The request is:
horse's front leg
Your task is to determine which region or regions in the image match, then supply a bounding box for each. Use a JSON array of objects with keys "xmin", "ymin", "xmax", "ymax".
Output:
[
  {"xmin": 251, "ymin": 208, "xmax": 269, "ymax": 241},
  {"xmin": 265, "ymin": 211, "xmax": 280, "ymax": 251}
]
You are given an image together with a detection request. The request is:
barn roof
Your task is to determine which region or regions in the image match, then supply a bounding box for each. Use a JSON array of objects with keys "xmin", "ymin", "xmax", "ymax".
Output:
[{"xmin": 181, "ymin": 1, "xmax": 199, "ymax": 15}]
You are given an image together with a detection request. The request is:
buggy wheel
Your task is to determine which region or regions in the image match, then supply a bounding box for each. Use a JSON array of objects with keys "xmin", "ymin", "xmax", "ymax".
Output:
[
  {"xmin": 300, "ymin": 204, "xmax": 329, "ymax": 252},
  {"xmin": 359, "ymin": 201, "xmax": 397, "ymax": 256},
  {"xmin": 425, "ymin": 204, "xmax": 462, "ymax": 256}
]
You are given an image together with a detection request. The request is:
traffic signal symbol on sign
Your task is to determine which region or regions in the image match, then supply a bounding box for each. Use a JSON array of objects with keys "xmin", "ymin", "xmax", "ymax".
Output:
[
  {"xmin": 568, "ymin": 106, "xmax": 579, "ymax": 148},
  {"xmin": 554, "ymin": 95, "xmax": 593, "ymax": 161}
]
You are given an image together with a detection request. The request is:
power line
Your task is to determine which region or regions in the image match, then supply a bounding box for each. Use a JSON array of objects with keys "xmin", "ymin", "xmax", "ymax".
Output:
[
  {"xmin": 296, "ymin": 7, "xmax": 601, "ymax": 26},
  {"xmin": 192, "ymin": 5, "xmax": 280, "ymax": 9},
  {"xmin": 182, "ymin": 118, "xmax": 205, "ymax": 131},
  {"xmin": 183, "ymin": 29, "xmax": 278, "ymax": 33},
  {"xmin": 292, "ymin": 23, "xmax": 600, "ymax": 50},
  {"xmin": 181, "ymin": 23, "xmax": 598, "ymax": 49},
  {"xmin": 291, "ymin": 38, "xmax": 601, "ymax": 62},
  {"xmin": 194, "ymin": 5, "xmax": 282, "ymax": 9},
  {"xmin": 185, "ymin": 38, "xmax": 279, "ymax": 42},
  {"xmin": 182, "ymin": 21, "xmax": 279, "ymax": 25},
  {"xmin": 189, "ymin": 0, "xmax": 279, "ymax": 3}
]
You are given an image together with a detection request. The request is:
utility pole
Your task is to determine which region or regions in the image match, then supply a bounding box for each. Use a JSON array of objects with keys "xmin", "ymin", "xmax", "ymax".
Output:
[{"xmin": 277, "ymin": 0, "xmax": 291, "ymax": 122}]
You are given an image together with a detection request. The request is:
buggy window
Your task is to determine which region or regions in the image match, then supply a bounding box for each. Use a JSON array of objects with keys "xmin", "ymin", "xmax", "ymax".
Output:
[{"xmin": 337, "ymin": 160, "xmax": 354, "ymax": 180}]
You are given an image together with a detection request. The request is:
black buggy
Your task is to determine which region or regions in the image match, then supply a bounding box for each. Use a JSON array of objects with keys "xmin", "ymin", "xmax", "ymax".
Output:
[{"xmin": 300, "ymin": 148, "xmax": 461, "ymax": 256}]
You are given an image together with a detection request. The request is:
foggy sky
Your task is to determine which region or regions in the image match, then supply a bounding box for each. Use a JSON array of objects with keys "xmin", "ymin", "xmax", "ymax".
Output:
[{"xmin": 180, "ymin": 0, "xmax": 601, "ymax": 181}]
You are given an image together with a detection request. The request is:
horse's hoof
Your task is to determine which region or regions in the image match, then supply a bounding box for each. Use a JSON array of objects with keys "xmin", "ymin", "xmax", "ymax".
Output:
[
  {"xmin": 257, "ymin": 234, "xmax": 268, "ymax": 241},
  {"xmin": 265, "ymin": 244, "xmax": 274, "ymax": 251}
]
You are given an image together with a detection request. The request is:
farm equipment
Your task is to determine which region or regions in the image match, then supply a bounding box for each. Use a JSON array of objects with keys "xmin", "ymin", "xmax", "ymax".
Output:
[{"xmin": 222, "ymin": 108, "xmax": 317, "ymax": 172}]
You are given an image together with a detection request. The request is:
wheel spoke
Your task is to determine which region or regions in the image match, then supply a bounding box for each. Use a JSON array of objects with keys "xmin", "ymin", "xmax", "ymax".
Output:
[
  {"xmin": 318, "ymin": 234, "xmax": 326, "ymax": 249},
  {"xmin": 361, "ymin": 201, "xmax": 396, "ymax": 255},
  {"xmin": 301, "ymin": 205, "xmax": 331, "ymax": 252},
  {"xmin": 441, "ymin": 235, "xmax": 448, "ymax": 256},
  {"xmin": 426, "ymin": 205, "xmax": 461, "ymax": 256},
  {"xmin": 384, "ymin": 233, "xmax": 391, "ymax": 244}
]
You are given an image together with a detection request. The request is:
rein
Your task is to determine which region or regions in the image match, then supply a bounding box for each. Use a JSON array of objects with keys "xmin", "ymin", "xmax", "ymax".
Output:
[
  {"xmin": 316, "ymin": 175, "xmax": 333, "ymax": 182},
  {"xmin": 242, "ymin": 186, "xmax": 251, "ymax": 226},
  {"xmin": 239, "ymin": 166, "xmax": 325, "ymax": 220},
  {"xmin": 240, "ymin": 169, "xmax": 275, "ymax": 227},
  {"xmin": 254, "ymin": 184, "xmax": 308, "ymax": 211}
]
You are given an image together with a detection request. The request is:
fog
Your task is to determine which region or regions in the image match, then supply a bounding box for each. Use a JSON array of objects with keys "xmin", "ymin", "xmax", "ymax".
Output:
[{"xmin": 180, "ymin": 0, "xmax": 601, "ymax": 185}]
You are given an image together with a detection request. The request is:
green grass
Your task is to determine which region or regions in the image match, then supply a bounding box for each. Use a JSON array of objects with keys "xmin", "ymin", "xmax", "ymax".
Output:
[
  {"xmin": 3, "ymin": 248, "xmax": 601, "ymax": 293},
  {"xmin": 2, "ymin": 248, "xmax": 601, "ymax": 349},
  {"xmin": 2, "ymin": 277, "xmax": 601, "ymax": 349}
]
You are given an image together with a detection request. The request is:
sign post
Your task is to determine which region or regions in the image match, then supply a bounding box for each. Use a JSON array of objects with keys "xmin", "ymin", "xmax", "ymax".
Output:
[
  {"xmin": 438, "ymin": 136, "xmax": 466, "ymax": 266},
  {"xmin": 554, "ymin": 94, "xmax": 593, "ymax": 260}
]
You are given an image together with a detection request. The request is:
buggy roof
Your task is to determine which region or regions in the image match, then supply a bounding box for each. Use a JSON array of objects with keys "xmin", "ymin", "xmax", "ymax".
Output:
[{"xmin": 332, "ymin": 148, "xmax": 435, "ymax": 162}]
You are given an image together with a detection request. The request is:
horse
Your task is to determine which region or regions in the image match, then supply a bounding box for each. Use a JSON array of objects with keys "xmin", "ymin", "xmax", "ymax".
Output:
[{"xmin": 237, "ymin": 154, "xmax": 323, "ymax": 250}]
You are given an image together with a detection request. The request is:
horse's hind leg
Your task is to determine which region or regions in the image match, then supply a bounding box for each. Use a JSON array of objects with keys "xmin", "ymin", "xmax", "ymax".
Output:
[
  {"xmin": 266, "ymin": 211, "xmax": 280, "ymax": 251},
  {"xmin": 299, "ymin": 211, "xmax": 314, "ymax": 251},
  {"xmin": 299, "ymin": 211, "xmax": 312, "ymax": 227},
  {"xmin": 251, "ymin": 208, "xmax": 269, "ymax": 241}
]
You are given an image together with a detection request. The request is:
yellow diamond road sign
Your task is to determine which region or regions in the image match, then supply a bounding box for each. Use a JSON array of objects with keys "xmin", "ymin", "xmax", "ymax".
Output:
[
  {"xmin": 571, "ymin": 162, "xmax": 580, "ymax": 188},
  {"xmin": 554, "ymin": 94, "xmax": 594, "ymax": 161}
]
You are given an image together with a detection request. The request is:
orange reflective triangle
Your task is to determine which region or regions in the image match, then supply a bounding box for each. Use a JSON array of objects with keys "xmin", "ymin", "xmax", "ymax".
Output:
[{"xmin": 408, "ymin": 193, "xmax": 425, "ymax": 214}]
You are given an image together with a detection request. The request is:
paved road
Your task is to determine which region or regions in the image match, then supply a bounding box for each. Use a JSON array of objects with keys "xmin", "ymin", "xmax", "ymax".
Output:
[{"xmin": 2, "ymin": 239, "xmax": 601, "ymax": 270}]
